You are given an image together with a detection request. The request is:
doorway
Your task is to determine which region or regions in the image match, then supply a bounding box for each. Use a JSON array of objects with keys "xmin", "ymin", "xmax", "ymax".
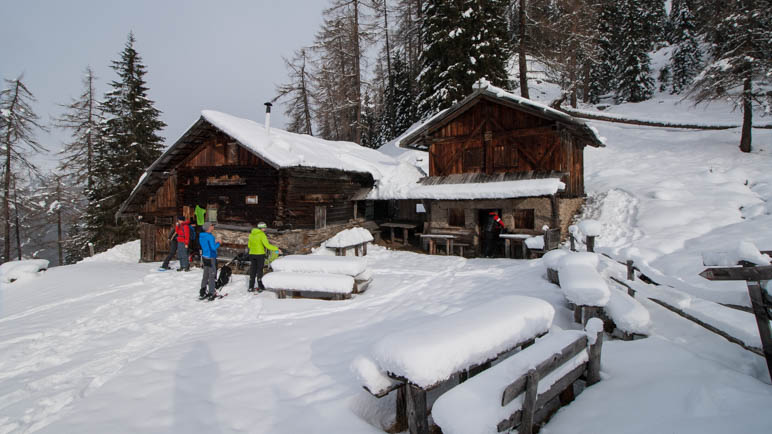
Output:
[{"xmin": 478, "ymin": 208, "xmax": 503, "ymax": 257}]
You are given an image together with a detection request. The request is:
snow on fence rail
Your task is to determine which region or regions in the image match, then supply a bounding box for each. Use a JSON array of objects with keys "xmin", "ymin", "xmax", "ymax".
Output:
[
  {"xmin": 561, "ymin": 107, "xmax": 772, "ymax": 130},
  {"xmin": 432, "ymin": 322, "xmax": 604, "ymax": 434}
]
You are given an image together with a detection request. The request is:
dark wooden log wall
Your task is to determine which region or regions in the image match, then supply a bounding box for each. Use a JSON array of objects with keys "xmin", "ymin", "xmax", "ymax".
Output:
[
  {"xmin": 279, "ymin": 167, "xmax": 373, "ymax": 229},
  {"xmin": 427, "ymin": 100, "xmax": 587, "ymax": 197},
  {"xmin": 141, "ymin": 174, "xmax": 177, "ymax": 217}
]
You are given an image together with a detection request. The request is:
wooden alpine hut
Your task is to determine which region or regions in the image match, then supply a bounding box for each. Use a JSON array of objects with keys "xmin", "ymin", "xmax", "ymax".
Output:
[
  {"xmin": 390, "ymin": 79, "xmax": 605, "ymax": 256},
  {"xmin": 118, "ymin": 108, "xmax": 421, "ymax": 262}
]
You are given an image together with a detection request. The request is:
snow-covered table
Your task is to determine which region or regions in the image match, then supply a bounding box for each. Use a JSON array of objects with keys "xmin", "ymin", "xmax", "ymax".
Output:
[
  {"xmin": 323, "ymin": 227, "xmax": 374, "ymax": 256},
  {"xmin": 354, "ymin": 295, "xmax": 555, "ymax": 433},
  {"xmin": 262, "ymin": 271, "xmax": 356, "ymax": 300},
  {"xmin": 270, "ymin": 255, "xmax": 373, "ymax": 294}
]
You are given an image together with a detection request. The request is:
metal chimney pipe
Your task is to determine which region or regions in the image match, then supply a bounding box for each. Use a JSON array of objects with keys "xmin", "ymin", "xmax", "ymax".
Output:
[{"xmin": 264, "ymin": 102, "xmax": 272, "ymax": 133}]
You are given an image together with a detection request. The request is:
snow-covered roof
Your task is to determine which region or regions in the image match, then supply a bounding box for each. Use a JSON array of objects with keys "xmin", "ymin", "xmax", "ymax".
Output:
[
  {"xmin": 400, "ymin": 177, "xmax": 565, "ymax": 200},
  {"xmin": 398, "ymin": 79, "xmax": 605, "ymax": 150}
]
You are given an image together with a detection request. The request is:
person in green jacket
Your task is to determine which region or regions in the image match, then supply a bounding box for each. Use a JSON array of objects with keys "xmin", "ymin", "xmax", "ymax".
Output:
[{"xmin": 247, "ymin": 222, "xmax": 281, "ymax": 292}]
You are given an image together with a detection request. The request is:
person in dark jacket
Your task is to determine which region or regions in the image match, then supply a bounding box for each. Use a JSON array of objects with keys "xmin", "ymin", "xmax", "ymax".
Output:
[
  {"xmin": 188, "ymin": 217, "xmax": 200, "ymax": 262},
  {"xmin": 484, "ymin": 211, "xmax": 506, "ymax": 257},
  {"xmin": 159, "ymin": 226, "xmax": 178, "ymax": 270},
  {"xmin": 175, "ymin": 216, "xmax": 191, "ymax": 271},
  {"xmin": 199, "ymin": 222, "xmax": 221, "ymax": 300},
  {"xmin": 247, "ymin": 222, "xmax": 282, "ymax": 292}
]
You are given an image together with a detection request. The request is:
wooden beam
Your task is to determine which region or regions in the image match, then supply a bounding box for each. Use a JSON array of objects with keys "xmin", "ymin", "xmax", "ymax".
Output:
[
  {"xmin": 748, "ymin": 282, "xmax": 772, "ymax": 380},
  {"xmin": 699, "ymin": 265, "xmax": 772, "ymax": 281},
  {"xmin": 519, "ymin": 370, "xmax": 539, "ymax": 434},
  {"xmin": 406, "ymin": 384, "xmax": 429, "ymax": 434}
]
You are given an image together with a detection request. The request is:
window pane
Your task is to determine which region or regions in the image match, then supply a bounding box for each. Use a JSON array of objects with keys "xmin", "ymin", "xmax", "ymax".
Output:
[{"xmin": 449, "ymin": 208, "xmax": 465, "ymax": 227}]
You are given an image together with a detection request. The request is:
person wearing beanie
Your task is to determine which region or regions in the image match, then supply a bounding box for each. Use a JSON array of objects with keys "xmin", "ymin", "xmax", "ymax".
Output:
[
  {"xmin": 199, "ymin": 222, "xmax": 221, "ymax": 300},
  {"xmin": 174, "ymin": 215, "xmax": 191, "ymax": 271},
  {"xmin": 247, "ymin": 222, "xmax": 282, "ymax": 292}
]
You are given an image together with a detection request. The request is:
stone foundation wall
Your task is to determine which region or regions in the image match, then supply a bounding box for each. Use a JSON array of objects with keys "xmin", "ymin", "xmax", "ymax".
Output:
[
  {"xmin": 214, "ymin": 219, "xmax": 380, "ymax": 256},
  {"xmin": 558, "ymin": 197, "xmax": 585, "ymax": 238}
]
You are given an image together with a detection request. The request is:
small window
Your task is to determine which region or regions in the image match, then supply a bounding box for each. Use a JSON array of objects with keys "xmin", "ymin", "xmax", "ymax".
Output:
[
  {"xmin": 245, "ymin": 195, "xmax": 258, "ymax": 205},
  {"xmin": 207, "ymin": 205, "xmax": 218, "ymax": 223},
  {"xmin": 448, "ymin": 208, "xmax": 465, "ymax": 227},
  {"xmin": 513, "ymin": 209, "xmax": 534, "ymax": 229}
]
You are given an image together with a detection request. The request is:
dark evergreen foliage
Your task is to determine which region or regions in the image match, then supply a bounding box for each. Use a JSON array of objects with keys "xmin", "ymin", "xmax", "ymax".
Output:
[
  {"xmin": 615, "ymin": 0, "xmax": 655, "ymax": 103},
  {"xmin": 85, "ymin": 33, "xmax": 166, "ymax": 252},
  {"xmin": 669, "ymin": 0, "xmax": 702, "ymax": 94}
]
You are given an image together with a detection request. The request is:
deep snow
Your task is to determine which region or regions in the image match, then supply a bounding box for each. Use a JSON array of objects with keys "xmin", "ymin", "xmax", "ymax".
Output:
[{"xmin": 2, "ymin": 77, "xmax": 772, "ymax": 433}]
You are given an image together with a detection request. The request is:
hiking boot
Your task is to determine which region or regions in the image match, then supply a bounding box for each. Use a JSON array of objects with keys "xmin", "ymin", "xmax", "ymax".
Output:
[
  {"xmin": 183, "ymin": 267, "xmax": 191, "ymax": 272},
  {"xmin": 199, "ymin": 287, "xmax": 206, "ymax": 298},
  {"xmin": 207, "ymin": 293, "xmax": 216, "ymax": 301},
  {"xmin": 177, "ymin": 268, "xmax": 183, "ymax": 272},
  {"xmin": 160, "ymin": 265, "xmax": 171, "ymax": 270},
  {"xmin": 247, "ymin": 288, "xmax": 255, "ymax": 293}
]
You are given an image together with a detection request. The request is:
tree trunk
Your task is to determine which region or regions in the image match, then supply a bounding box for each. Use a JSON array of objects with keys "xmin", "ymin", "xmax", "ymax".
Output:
[
  {"xmin": 2, "ymin": 83, "xmax": 20, "ymax": 264},
  {"xmin": 353, "ymin": 0, "xmax": 363, "ymax": 145},
  {"xmin": 13, "ymin": 177, "xmax": 21, "ymax": 260},
  {"xmin": 518, "ymin": 0, "xmax": 529, "ymax": 99},
  {"xmin": 740, "ymin": 76, "xmax": 752, "ymax": 153},
  {"xmin": 384, "ymin": 0, "xmax": 392, "ymax": 82}
]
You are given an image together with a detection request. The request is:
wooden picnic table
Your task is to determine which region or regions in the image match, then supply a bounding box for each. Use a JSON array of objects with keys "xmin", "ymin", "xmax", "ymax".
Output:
[
  {"xmin": 500, "ymin": 233, "xmax": 532, "ymax": 259},
  {"xmin": 420, "ymin": 234, "xmax": 456, "ymax": 255},
  {"xmin": 381, "ymin": 222, "xmax": 417, "ymax": 246}
]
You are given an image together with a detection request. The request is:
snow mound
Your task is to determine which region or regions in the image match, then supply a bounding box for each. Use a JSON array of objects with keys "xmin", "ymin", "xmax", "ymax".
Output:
[
  {"xmin": 369, "ymin": 295, "xmax": 554, "ymax": 388},
  {"xmin": 0, "ymin": 259, "xmax": 49, "ymax": 283},
  {"xmin": 702, "ymin": 241, "xmax": 771, "ymax": 267},
  {"xmin": 578, "ymin": 219, "xmax": 602, "ymax": 237},
  {"xmin": 543, "ymin": 249, "xmax": 569, "ymax": 270},
  {"xmin": 558, "ymin": 253, "xmax": 609, "ymax": 306},
  {"xmin": 351, "ymin": 356, "xmax": 397, "ymax": 396},
  {"xmin": 525, "ymin": 235, "xmax": 544, "ymax": 250},
  {"xmin": 605, "ymin": 289, "xmax": 651, "ymax": 335},
  {"xmin": 78, "ymin": 240, "xmax": 140, "ymax": 264}
]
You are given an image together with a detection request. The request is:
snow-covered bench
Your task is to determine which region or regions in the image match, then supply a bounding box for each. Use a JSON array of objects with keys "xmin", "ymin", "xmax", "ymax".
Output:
[
  {"xmin": 550, "ymin": 252, "xmax": 650, "ymax": 339},
  {"xmin": 265, "ymin": 255, "xmax": 373, "ymax": 300},
  {"xmin": 432, "ymin": 320, "xmax": 605, "ymax": 434},
  {"xmin": 323, "ymin": 227, "xmax": 374, "ymax": 257},
  {"xmin": 352, "ymin": 295, "xmax": 554, "ymax": 433}
]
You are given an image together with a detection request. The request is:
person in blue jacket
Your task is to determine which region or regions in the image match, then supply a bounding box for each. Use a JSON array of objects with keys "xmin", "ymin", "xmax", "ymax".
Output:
[{"xmin": 198, "ymin": 222, "xmax": 221, "ymax": 300}]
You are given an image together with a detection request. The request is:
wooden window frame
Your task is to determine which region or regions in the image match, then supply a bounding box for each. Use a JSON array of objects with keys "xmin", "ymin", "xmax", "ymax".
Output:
[{"xmin": 448, "ymin": 208, "xmax": 465, "ymax": 227}]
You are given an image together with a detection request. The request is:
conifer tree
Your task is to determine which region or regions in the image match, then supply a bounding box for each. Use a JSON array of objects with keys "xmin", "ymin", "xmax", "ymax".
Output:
[
  {"xmin": 418, "ymin": 0, "xmax": 511, "ymax": 117},
  {"xmin": 379, "ymin": 53, "xmax": 418, "ymax": 142},
  {"xmin": 55, "ymin": 67, "xmax": 102, "ymax": 190},
  {"xmin": 276, "ymin": 48, "xmax": 314, "ymax": 136},
  {"xmin": 669, "ymin": 0, "xmax": 702, "ymax": 94},
  {"xmin": 85, "ymin": 33, "xmax": 166, "ymax": 252},
  {"xmin": 689, "ymin": 0, "xmax": 772, "ymax": 152},
  {"xmin": 615, "ymin": 0, "xmax": 655, "ymax": 103},
  {"xmin": 587, "ymin": 0, "xmax": 621, "ymax": 103},
  {"xmin": 0, "ymin": 77, "xmax": 48, "ymax": 263}
]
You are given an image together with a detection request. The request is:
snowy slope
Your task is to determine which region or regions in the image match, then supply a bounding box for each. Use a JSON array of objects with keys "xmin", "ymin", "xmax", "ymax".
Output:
[{"xmin": 2, "ymin": 73, "xmax": 772, "ymax": 433}]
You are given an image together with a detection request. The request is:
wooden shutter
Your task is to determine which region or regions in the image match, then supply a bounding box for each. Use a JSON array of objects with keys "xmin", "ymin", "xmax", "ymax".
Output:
[{"xmin": 315, "ymin": 206, "xmax": 327, "ymax": 229}]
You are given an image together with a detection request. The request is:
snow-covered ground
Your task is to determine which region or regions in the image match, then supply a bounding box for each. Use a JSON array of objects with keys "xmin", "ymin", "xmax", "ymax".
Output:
[{"xmin": 2, "ymin": 81, "xmax": 772, "ymax": 433}]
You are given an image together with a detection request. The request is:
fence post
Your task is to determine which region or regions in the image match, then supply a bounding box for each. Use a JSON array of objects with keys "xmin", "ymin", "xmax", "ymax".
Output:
[
  {"xmin": 586, "ymin": 326, "xmax": 604, "ymax": 386},
  {"xmin": 519, "ymin": 369, "xmax": 540, "ymax": 434},
  {"xmin": 586, "ymin": 236, "xmax": 595, "ymax": 253},
  {"xmin": 747, "ymin": 281, "xmax": 772, "ymax": 381},
  {"xmin": 626, "ymin": 260, "xmax": 634, "ymax": 281},
  {"xmin": 88, "ymin": 242, "xmax": 95, "ymax": 257},
  {"xmin": 406, "ymin": 383, "xmax": 429, "ymax": 434}
]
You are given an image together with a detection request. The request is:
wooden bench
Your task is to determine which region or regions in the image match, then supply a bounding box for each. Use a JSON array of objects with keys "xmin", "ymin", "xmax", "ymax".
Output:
[
  {"xmin": 526, "ymin": 228, "xmax": 561, "ymax": 258},
  {"xmin": 355, "ymin": 295, "xmax": 554, "ymax": 434},
  {"xmin": 269, "ymin": 255, "xmax": 373, "ymax": 295},
  {"xmin": 453, "ymin": 242, "xmax": 471, "ymax": 257},
  {"xmin": 432, "ymin": 324, "xmax": 604, "ymax": 434},
  {"xmin": 420, "ymin": 233, "xmax": 456, "ymax": 255}
]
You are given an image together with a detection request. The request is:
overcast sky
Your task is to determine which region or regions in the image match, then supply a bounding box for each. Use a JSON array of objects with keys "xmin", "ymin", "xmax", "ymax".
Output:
[{"xmin": 0, "ymin": 0, "xmax": 327, "ymax": 170}]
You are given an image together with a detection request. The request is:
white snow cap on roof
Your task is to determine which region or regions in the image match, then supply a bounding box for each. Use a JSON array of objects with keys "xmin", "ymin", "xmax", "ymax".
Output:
[
  {"xmin": 201, "ymin": 110, "xmax": 424, "ymax": 199},
  {"xmin": 401, "ymin": 178, "xmax": 565, "ymax": 200}
]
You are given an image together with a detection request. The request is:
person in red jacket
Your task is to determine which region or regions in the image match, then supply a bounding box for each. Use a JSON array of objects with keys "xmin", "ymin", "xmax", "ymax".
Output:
[
  {"xmin": 175, "ymin": 216, "xmax": 191, "ymax": 271},
  {"xmin": 484, "ymin": 211, "xmax": 506, "ymax": 257}
]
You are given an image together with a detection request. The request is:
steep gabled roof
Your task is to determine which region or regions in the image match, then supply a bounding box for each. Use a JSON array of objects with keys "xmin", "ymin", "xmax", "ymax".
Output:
[
  {"xmin": 398, "ymin": 79, "xmax": 606, "ymax": 151},
  {"xmin": 118, "ymin": 111, "xmax": 424, "ymax": 217}
]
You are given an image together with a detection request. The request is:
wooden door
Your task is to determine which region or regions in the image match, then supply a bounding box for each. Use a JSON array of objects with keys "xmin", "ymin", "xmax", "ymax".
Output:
[{"xmin": 315, "ymin": 206, "xmax": 327, "ymax": 229}]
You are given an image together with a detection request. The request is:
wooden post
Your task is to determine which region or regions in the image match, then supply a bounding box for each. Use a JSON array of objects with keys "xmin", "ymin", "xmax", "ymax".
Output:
[
  {"xmin": 390, "ymin": 227, "xmax": 395, "ymax": 244},
  {"xmin": 626, "ymin": 260, "xmax": 635, "ymax": 281},
  {"xmin": 88, "ymin": 242, "xmax": 95, "ymax": 257},
  {"xmin": 446, "ymin": 239, "xmax": 452, "ymax": 256},
  {"xmin": 403, "ymin": 227, "xmax": 409, "ymax": 246},
  {"xmin": 362, "ymin": 242, "xmax": 367, "ymax": 256},
  {"xmin": 406, "ymin": 384, "xmax": 429, "ymax": 434},
  {"xmin": 586, "ymin": 327, "xmax": 604, "ymax": 386},
  {"xmin": 747, "ymin": 281, "xmax": 772, "ymax": 380},
  {"xmin": 570, "ymin": 234, "xmax": 576, "ymax": 252},
  {"xmin": 574, "ymin": 305, "xmax": 583, "ymax": 324},
  {"xmin": 429, "ymin": 239, "xmax": 436, "ymax": 255},
  {"xmin": 520, "ymin": 241, "xmax": 528, "ymax": 259},
  {"xmin": 583, "ymin": 306, "xmax": 600, "ymax": 325},
  {"xmin": 519, "ymin": 369, "xmax": 539, "ymax": 434},
  {"xmin": 354, "ymin": 245, "xmax": 360, "ymax": 256},
  {"xmin": 278, "ymin": 290, "xmax": 286, "ymax": 299},
  {"xmin": 586, "ymin": 236, "xmax": 595, "ymax": 253},
  {"xmin": 394, "ymin": 386, "xmax": 408, "ymax": 432},
  {"xmin": 505, "ymin": 239, "xmax": 511, "ymax": 258},
  {"xmin": 547, "ymin": 268, "xmax": 560, "ymax": 285}
]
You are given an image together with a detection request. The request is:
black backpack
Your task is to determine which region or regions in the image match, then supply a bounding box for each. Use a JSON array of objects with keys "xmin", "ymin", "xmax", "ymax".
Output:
[{"xmin": 215, "ymin": 265, "xmax": 232, "ymax": 289}]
